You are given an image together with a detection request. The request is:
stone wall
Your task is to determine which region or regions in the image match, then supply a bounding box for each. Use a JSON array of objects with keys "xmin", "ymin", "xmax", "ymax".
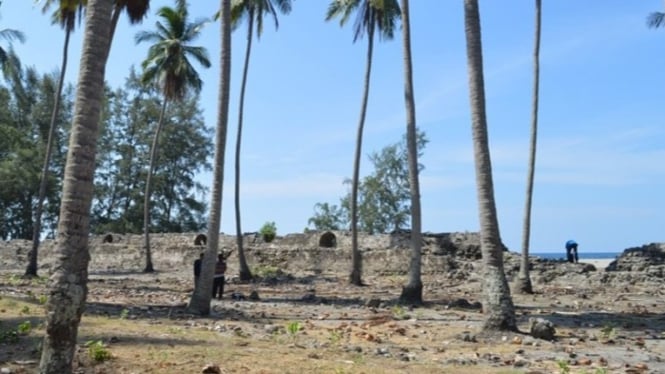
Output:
[{"xmin": 0, "ymin": 231, "xmax": 486, "ymax": 275}]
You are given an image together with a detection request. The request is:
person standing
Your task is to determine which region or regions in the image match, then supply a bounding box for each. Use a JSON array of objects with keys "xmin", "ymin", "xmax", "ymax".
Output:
[
  {"xmin": 193, "ymin": 253, "xmax": 204, "ymax": 288},
  {"xmin": 213, "ymin": 253, "xmax": 227, "ymax": 300},
  {"xmin": 565, "ymin": 240, "xmax": 579, "ymax": 263}
]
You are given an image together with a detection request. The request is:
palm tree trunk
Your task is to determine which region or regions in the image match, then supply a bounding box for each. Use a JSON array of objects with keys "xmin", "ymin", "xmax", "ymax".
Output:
[
  {"xmin": 143, "ymin": 99, "xmax": 168, "ymax": 273},
  {"xmin": 39, "ymin": 0, "xmax": 113, "ymax": 371},
  {"xmin": 398, "ymin": 0, "xmax": 423, "ymax": 305},
  {"xmin": 26, "ymin": 28, "xmax": 71, "ymax": 278},
  {"xmin": 518, "ymin": 0, "xmax": 541, "ymax": 295},
  {"xmin": 350, "ymin": 18, "xmax": 375, "ymax": 287},
  {"xmin": 463, "ymin": 0, "xmax": 517, "ymax": 332},
  {"xmin": 234, "ymin": 11, "xmax": 254, "ymax": 282},
  {"xmin": 188, "ymin": 0, "xmax": 232, "ymax": 315},
  {"xmin": 108, "ymin": 3, "xmax": 123, "ymax": 52}
]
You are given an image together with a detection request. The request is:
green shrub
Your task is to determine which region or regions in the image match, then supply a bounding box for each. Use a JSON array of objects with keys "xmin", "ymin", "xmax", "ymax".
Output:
[
  {"xmin": 17, "ymin": 321, "xmax": 31, "ymax": 334},
  {"xmin": 86, "ymin": 340, "xmax": 112, "ymax": 362},
  {"xmin": 253, "ymin": 265, "xmax": 283, "ymax": 278},
  {"xmin": 259, "ymin": 221, "xmax": 277, "ymax": 242}
]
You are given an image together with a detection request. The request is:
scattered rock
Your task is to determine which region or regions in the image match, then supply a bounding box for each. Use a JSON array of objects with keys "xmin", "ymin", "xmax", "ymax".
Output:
[
  {"xmin": 529, "ymin": 318, "xmax": 556, "ymax": 341},
  {"xmin": 249, "ymin": 291, "xmax": 260, "ymax": 301},
  {"xmin": 365, "ymin": 298, "xmax": 381, "ymax": 308},
  {"xmin": 457, "ymin": 332, "xmax": 477, "ymax": 342},
  {"xmin": 447, "ymin": 298, "xmax": 482, "ymax": 310}
]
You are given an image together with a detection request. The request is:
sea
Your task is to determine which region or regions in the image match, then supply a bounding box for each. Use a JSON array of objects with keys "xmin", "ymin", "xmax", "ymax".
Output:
[{"xmin": 531, "ymin": 252, "xmax": 619, "ymax": 260}]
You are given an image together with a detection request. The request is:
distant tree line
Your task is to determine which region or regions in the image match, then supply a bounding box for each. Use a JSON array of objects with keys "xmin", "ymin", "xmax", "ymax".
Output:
[{"xmin": 0, "ymin": 63, "xmax": 212, "ymax": 240}]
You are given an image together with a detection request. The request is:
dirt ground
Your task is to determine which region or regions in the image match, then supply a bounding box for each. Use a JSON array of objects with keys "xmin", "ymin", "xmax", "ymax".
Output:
[{"xmin": 1, "ymin": 264, "xmax": 664, "ymax": 374}]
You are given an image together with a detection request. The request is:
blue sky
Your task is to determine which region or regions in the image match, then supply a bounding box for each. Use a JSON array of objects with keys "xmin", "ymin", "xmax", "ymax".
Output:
[{"xmin": 2, "ymin": 1, "xmax": 664, "ymax": 253}]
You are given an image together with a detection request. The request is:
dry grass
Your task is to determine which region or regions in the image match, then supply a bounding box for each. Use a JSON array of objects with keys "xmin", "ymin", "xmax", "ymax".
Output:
[{"xmin": 2, "ymin": 271, "xmax": 662, "ymax": 374}]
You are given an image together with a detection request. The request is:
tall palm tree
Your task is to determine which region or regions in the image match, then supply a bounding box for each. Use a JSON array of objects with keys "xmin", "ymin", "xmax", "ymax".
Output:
[
  {"xmin": 38, "ymin": 0, "xmax": 114, "ymax": 371},
  {"xmin": 517, "ymin": 0, "xmax": 541, "ymax": 295},
  {"xmin": 462, "ymin": 0, "xmax": 517, "ymax": 331},
  {"xmin": 136, "ymin": 0, "xmax": 211, "ymax": 273},
  {"xmin": 188, "ymin": 0, "xmax": 232, "ymax": 315},
  {"xmin": 397, "ymin": 0, "xmax": 422, "ymax": 305},
  {"xmin": 229, "ymin": 0, "xmax": 292, "ymax": 282},
  {"xmin": 27, "ymin": 0, "xmax": 149, "ymax": 277},
  {"xmin": 27, "ymin": 0, "xmax": 84, "ymax": 279},
  {"xmin": 326, "ymin": 0, "xmax": 401, "ymax": 286}
]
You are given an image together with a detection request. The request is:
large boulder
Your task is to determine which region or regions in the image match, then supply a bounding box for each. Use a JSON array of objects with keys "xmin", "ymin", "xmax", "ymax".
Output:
[{"xmin": 607, "ymin": 243, "xmax": 665, "ymax": 272}]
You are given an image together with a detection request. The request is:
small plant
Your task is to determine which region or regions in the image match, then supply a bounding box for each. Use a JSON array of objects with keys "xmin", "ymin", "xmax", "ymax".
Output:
[
  {"xmin": 0, "ymin": 329, "xmax": 19, "ymax": 344},
  {"xmin": 556, "ymin": 360, "xmax": 570, "ymax": 374},
  {"xmin": 600, "ymin": 323, "xmax": 616, "ymax": 340},
  {"xmin": 259, "ymin": 221, "xmax": 277, "ymax": 243},
  {"xmin": 17, "ymin": 321, "xmax": 31, "ymax": 334},
  {"xmin": 328, "ymin": 329, "xmax": 343, "ymax": 345},
  {"xmin": 86, "ymin": 340, "xmax": 112, "ymax": 363},
  {"xmin": 253, "ymin": 265, "xmax": 282, "ymax": 278},
  {"xmin": 286, "ymin": 321, "xmax": 302, "ymax": 341},
  {"xmin": 20, "ymin": 305, "xmax": 30, "ymax": 315},
  {"xmin": 391, "ymin": 305, "xmax": 409, "ymax": 320},
  {"xmin": 38, "ymin": 295, "xmax": 48, "ymax": 305},
  {"xmin": 8, "ymin": 274, "xmax": 23, "ymax": 286},
  {"xmin": 119, "ymin": 308, "xmax": 129, "ymax": 319}
]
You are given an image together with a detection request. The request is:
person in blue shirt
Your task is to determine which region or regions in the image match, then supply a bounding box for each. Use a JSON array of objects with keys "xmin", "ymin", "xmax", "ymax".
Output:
[{"xmin": 565, "ymin": 240, "xmax": 578, "ymax": 263}]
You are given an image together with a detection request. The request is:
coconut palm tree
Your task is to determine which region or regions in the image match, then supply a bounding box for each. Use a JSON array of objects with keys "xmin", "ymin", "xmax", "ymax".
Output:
[
  {"xmin": 517, "ymin": 0, "xmax": 541, "ymax": 295},
  {"xmin": 26, "ymin": 0, "xmax": 85, "ymax": 279},
  {"xmin": 136, "ymin": 0, "xmax": 211, "ymax": 273},
  {"xmin": 229, "ymin": 0, "xmax": 292, "ymax": 282},
  {"xmin": 38, "ymin": 1, "xmax": 115, "ymax": 371},
  {"xmin": 396, "ymin": 0, "xmax": 423, "ymax": 305},
  {"xmin": 27, "ymin": 0, "xmax": 150, "ymax": 277},
  {"xmin": 462, "ymin": 0, "xmax": 517, "ymax": 331},
  {"xmin": 326, "ymin": 0, "xmax": 401, "ymax": 286},
  {"xmin": 188, "ymin": 0, "xmax": 232, "ymax": 315}
]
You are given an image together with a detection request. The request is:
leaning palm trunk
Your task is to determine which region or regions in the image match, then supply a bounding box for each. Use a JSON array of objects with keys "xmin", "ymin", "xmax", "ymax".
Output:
[
  {"xmin": 143, "ymin": 99, "xmax": 168, "ymax": 273},
  {"xmin": 188, "ymin": 0, "xmax": 232, "ymax": 315},
  {"xmin": 463, "ymin": 0, "xmax": 517, "ymax": 331},
  {"xmin": 39, "ymin": 0, "xmax": 114, "ymax": 372},
  {"xmin": 398, "ymin": 0, "xmax": 423, "ymax": 305},
  {"xmin": 26, "ymin": 28, "xmax": 71, "ymax": 278},
  {"xmin": 350, "ymin": 20, "xmax": 375, "ymax": 287},
  {"xmin": 234, "ymin": 11, "xmax": 254, "ymax": 282},
  {"xmin": 518, "ymin": 0, "xmax": 541, "ymax": 295}
]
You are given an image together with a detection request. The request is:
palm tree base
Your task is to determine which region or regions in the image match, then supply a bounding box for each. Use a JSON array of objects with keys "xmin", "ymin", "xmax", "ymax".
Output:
[
  {"xmin": 399, "ymin": 282, "xmax": 423, "ymax": 305},
  {"xmin": 349, "ymin": 269, "xmax": 364, "ymax": 286},
  {"xmin": 24, "ymin": 265, "xmax": 38, "ymax": 278},
  {"xmin": 239, "ymin": 269, "xmax": 253, "ymax": 282},
  {"xmin": 143, "ymin": 264, "xmax": 155, "ymax": 273},
  {"xmin": 516, "ymin": 276, "xmax": 533, "ymax": 294}
]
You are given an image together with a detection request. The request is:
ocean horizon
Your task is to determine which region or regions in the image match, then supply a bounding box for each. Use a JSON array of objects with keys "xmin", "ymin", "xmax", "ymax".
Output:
[{"xmin": 527, "ymin": 252, "xmax": 619, "ymax": 260}]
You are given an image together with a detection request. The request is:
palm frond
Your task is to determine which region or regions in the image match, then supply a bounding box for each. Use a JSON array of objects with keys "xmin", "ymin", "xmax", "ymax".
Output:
[
  {"xmin": 0, "ymin": 28, "xmax": 26, "ymax": 44},
  {"xmin": 120, "ymin": 0, "xmax": 150, "ymax": 24},
  {"xmin": 184, "ymin": 46, "xmax": 211, "ymax": 68},
  {"xmin": 647, "ymin": 12, "xmax": 665, "ymax": 29},
  {"xmin": 326, "ymin": 0, "xmax": 399, "ymax": 43}
]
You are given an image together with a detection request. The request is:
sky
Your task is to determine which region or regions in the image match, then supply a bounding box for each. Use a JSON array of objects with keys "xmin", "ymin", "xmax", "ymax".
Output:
[{"xmin": 2, "ymin": 1, "xmax": 664, "ymax": 254}]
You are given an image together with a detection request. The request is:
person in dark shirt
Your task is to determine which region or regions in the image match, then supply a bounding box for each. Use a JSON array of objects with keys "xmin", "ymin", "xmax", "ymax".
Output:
[
  {"xmin": 565, "ymin": 240, "xmax": 579, "ymax": 263},
  {"xmin": 193, "ymin": 253, "xmax": 204, "ymax": 288},
  {"xmin": 213, "ymin": 253, "xmax": 227, "ymax": 300}
]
